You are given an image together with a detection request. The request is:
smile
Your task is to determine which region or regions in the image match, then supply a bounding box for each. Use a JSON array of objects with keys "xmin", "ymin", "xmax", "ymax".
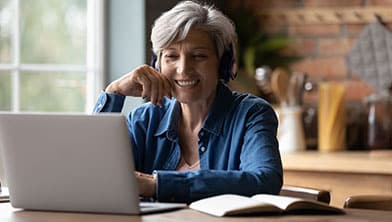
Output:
[{"xmin": 175, "ymin": 80, "xmax": 199, "ymax": 87}]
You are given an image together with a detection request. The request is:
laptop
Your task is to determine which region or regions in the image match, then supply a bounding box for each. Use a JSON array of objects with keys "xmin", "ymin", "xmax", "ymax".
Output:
[
  {"xmin": 0, "ymin": 186, "xmax": 9, "ymax": 203},
  {"xmin": 0, "ymin": 113, "xmax": 186, "ymax": 214}
]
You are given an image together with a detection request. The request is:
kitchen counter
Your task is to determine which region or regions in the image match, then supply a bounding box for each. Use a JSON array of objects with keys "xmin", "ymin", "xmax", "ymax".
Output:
[
  {"xmin": 281, "ymin": 150, "xmax": 392, "ymax": 207},
  {"xmin": 282, "ymin": 150, "xmax": 392, "ymax": 175}
]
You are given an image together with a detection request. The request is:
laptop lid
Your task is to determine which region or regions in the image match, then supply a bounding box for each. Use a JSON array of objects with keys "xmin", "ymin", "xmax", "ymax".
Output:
[{"xmin": 0, "ymin": 113, "xmax": 142, "ymax": 214}]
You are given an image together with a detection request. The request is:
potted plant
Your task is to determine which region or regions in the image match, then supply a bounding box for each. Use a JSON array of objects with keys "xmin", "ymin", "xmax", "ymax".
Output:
[{"xmin": 227, "ymin": 5, "xmax": 299, "ymax": 100}]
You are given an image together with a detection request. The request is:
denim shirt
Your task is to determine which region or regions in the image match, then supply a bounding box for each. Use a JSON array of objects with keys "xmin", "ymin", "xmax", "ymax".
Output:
[{"xmin": 93, "ymin": 82, "xmax": 283, "ymax": 203}]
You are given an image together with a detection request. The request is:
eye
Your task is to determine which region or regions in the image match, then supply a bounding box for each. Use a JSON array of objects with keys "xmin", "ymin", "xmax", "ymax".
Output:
[
  {"xmin": 163, "ymin": 53, "xmax": 179, "ymax": 59},
  {"xmin": 193, "ymin": 54, "xmax": 208, "ymax": 59}
]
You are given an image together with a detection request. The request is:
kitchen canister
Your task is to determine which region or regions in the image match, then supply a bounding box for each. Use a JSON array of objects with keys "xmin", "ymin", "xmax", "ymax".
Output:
[
  {"xmin": 363, "ymin": 90, "xmax": 392, "ymax": 149},
  {"xmin": 318, "ymin": 82, "xmax": 346, "ymax": 152},
  {"xmin": 277, "ymin": 106, "xmax": 306, "ymax": 154}
]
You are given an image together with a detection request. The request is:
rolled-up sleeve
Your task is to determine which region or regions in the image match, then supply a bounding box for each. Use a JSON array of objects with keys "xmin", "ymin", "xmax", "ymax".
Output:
[{"xmin": 92, "ymin": 91, "xmax": 126, "ymax": 113}]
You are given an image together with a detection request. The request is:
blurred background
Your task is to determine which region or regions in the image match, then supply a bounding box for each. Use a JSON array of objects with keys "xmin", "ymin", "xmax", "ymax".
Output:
[
  {"xmin": 1, "ymin": 0, "xmax": 392, "ymax": 207},
  {"xmin": 1, "ymin": 0, "xmax": 392, "ymax": 148}
]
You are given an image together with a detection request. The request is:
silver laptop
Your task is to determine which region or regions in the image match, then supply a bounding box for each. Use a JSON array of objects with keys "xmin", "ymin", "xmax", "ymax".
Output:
[{"xmin": 0, "ymin": 113, "xmax": 185, "ymax": 214}]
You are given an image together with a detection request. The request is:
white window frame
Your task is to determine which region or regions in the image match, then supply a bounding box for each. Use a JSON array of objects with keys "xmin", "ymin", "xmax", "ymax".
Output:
[{"xmin": 0, "ymin": 0, "xmax": 105, "ymax": 113}]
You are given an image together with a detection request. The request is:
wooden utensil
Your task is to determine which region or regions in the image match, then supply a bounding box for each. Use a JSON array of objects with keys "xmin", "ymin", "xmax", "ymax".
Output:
[
  {"xmin": 287, "ymin": 72, "xmax": 306, "ymax": 107},
  {"xmin": 271, "ymin": 67, "xmax": 289, "ymax": 107}
]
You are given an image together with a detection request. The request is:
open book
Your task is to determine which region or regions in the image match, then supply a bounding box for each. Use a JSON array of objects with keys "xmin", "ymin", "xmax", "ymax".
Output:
[{"xmin": 189, "ymin": 194, "xmax": 344, "ymax": 217}]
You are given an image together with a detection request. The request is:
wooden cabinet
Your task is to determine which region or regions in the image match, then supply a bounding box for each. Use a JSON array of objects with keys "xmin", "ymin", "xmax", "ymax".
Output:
[{"xmin": 282, "ymin": 151, "xmax": 392, "ymax": 207}]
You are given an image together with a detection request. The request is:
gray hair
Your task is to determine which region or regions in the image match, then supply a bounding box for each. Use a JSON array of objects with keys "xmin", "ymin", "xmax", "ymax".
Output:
[{"xmin": 151, "ymin": 1, "xmax": 237, "ymax": 71}]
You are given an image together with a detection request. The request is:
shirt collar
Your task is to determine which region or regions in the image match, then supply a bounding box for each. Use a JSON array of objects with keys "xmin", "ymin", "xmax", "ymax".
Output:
[
  {"xmin": 202, "ymin": 82, "xmax": 232, "ymax": 136},
  {"xmin": 154, "ymin": 82, "xmax": 233, "ymax": 138},
  {"xmin": 154, "ymin": 99, "xmax": 180, "ymax": 141}
]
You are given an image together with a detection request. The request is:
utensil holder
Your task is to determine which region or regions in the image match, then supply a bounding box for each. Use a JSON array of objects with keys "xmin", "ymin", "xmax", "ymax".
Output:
[{"xmin": 277, "ymin": 106, "xmax": 306, "ymax": 154}]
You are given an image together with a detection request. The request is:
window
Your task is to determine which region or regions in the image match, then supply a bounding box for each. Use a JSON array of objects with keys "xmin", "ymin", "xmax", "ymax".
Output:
[{"xmin": 0, "ymin": 0, "xmax": 104, "ymax": 113}]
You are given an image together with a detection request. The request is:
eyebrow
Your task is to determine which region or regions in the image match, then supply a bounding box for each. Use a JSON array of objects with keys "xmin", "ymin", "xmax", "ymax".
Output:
[{"xmin": 164, "ymin": 47, "xmax": 213, "ymax": 51}]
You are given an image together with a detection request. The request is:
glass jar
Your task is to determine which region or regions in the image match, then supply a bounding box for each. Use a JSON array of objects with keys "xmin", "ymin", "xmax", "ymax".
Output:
[{"xmin": 363, "ymin": 90, "xmax": 392, "ymax": 149}]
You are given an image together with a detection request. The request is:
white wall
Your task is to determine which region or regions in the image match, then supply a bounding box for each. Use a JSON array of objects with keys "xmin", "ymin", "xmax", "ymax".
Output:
[
  {"xmin": 107, "ymin": 0, "xmax": 145, "ymax": 114},
  {"xmin": 0, "ymin": 152, "xmax": 5, "ymax": 186}
]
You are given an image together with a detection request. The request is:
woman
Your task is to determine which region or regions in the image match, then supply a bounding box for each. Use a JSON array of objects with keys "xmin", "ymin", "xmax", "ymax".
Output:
[{"xmin": 93, "ymin": 0, "xmax": 282, "ymax": 203}]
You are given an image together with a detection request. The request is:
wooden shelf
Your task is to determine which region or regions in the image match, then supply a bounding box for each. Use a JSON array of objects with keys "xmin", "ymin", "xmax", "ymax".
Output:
[{"xmin": 258, "ymin": 7, "xmax": 392, "ymax": 25}]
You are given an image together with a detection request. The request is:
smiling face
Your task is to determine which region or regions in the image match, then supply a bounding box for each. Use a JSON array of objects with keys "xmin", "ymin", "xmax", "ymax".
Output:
[{"xmin": 160, "ymin": 28, "xmax": 220, "ymax": 106}]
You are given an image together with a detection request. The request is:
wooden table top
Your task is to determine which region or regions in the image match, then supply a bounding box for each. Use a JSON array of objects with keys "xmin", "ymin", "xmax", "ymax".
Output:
[{"xmin": 1, "ymin": 203, "xmax": 392, "ymax": 222}]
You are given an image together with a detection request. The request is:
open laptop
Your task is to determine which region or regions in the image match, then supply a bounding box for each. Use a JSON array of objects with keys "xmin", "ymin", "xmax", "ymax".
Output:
[
  {"xmin": 0, "ymin": 186, "xmax": 9, "ymax": 203},
  {"xmin": 0, "ymin": 113, "xmax": 186, "ymax": 214}
]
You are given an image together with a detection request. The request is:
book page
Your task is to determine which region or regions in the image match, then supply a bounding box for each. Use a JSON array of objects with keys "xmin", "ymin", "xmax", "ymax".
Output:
[
  {"xmin": 189, "ymin": 194, "xmax": 281, "ymax": 216},
  {"xmin": 251, "ymin": 194, "xmax": 302, "ymax": 210},
  {"xmin": 251, "ymin": 194, "xmax": 344, "ymax": 213}
]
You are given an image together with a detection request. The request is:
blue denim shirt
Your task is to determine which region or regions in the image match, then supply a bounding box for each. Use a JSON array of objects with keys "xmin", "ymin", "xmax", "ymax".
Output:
[{"xmin": 93, "ymin": 82, "xmax": 283, "ymax": 203}]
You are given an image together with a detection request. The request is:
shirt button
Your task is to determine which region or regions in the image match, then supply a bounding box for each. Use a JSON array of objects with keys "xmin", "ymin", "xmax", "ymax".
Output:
[
  {"xmin": 200, "ymin": 146, "xmax": 206, "ymax": 152},
  {"xmin": 200, "ymin": 131, "xmax": 204, "ymax": 137}
]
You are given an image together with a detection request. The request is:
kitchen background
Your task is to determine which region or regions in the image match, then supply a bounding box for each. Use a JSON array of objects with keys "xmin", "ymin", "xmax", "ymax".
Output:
[
  {"xmin": 224, "ymin": 0, "xmax": 392, "ymax": 151},
  {"xmin": 1, "ymin": 0, "xmax": 389, "ymax": 151},
  {"xmin": 146, "ymin": 0, "xmax": 392, "ymax": 151},
  {"xmin": 0, "ymin": 0, "xmax": 390, "ymax": 205},
  {"xmin": 0, "ymin": 0, "xmax": 391, "ymax": 205}
]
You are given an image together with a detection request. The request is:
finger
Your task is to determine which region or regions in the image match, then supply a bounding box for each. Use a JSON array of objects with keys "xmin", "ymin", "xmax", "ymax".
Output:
[
  {"xmin": 159, "ymin": 78, "xmax": 166, "ymax": 106},
  {"xmin": 134, "ymin": 73, "xmax": 151, "ymax": 99},
  {"xmin": 144, "ymin": 67, "xmax": 160, "ymax": 105},
  {"xmin": 146, "ymin": 66, "xmax": 166, "ymax": 106},
  {"xmin": 149, "ymin": 68, "xmax": 164, "ymax": 106},
  {"xmin": 162, "ymin": 75, "xmax": 173, "ymax": 98},
  {"xmin": 128, "ymin": 67, "xmax": 151, "ymax": 98},
  {"xmin": 155, "ymin": 72, "xmax": 167, "ymax": 106},
  {"xmin": 147, "ymin": 66, "xmax": 172, "ymax": 99}
]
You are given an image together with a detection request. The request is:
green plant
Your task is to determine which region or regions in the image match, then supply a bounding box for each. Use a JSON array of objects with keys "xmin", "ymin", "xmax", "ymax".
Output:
[{"xmin": 228, "ymin": 6, "xmax": 299, "ymax": 76}]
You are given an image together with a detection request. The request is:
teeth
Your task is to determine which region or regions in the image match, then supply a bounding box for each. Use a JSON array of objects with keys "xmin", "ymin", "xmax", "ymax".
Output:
[{"xmin": 176, "ymin": 80, "xmax": 197, "ymax": 86}]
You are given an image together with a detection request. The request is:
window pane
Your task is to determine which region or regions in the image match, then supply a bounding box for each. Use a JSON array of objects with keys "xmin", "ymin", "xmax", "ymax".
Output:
[
  {"xmin": 0, "ymin": 71, "xmax": 12, "ymax": 110},
  {"xmin": 0, "ymin": 0, "xmax": 13, "ymax": 63},
  {"xmin": 20, "ymin": 0, "xmax": 87, "ymax": 64},
  {"xmin": 20, "ymin": 71, "xmax": 86, "ymax": 112}
]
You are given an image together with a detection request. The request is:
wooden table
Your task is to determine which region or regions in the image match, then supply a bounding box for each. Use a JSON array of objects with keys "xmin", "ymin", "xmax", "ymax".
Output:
[
  {"xmin": 1, "ymin": 203, "xmax": 392, "ymax": 222},
  {"xmin": 282, "ymin": 151, "xmax": 392, "ymax": 207}
]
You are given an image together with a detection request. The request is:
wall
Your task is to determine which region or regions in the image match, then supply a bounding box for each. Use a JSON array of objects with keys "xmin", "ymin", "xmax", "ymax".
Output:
[
  {"xmin": 0, "ymin": 154, "xmax": 4, "ymax": 186},
  {"xmin": 226, "ymin": 0, "xmax": 392, "ymax": 150},
  {"xmin": 106, "ymin": 0, "xmax": 145, "ymax": 114},
  {"xmin": 227, "ymin": 0, "xmax": 392, "ymax": 102}
]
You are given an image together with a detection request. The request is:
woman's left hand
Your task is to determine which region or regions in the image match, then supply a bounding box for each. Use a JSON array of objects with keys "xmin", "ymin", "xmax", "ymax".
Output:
[{"xmin": 135, "ymin": 171, "xmax": 156, "ymax": 197}]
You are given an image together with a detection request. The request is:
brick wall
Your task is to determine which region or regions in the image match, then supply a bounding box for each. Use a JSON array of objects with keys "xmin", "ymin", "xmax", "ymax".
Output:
[{"xmin": 227, "ymin": 0, "xmax": 392, "ymax": 102}]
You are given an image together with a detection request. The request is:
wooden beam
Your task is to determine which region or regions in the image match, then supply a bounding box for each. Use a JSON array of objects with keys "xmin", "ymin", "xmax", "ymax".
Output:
[{"xmin": 257, "ymin": 7, "xmax": 392, "ymax": 25}]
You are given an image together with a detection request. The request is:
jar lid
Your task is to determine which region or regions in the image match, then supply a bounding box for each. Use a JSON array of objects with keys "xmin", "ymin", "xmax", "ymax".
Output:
[{"xmin": 363, "ymin": 90, "xmax": 392, "ymax": 104}]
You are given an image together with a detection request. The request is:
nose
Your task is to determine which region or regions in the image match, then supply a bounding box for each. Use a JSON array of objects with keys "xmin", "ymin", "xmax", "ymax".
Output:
[{"xmin": 176, "ymin": 55, "xmax": 191, "ymax": 75}]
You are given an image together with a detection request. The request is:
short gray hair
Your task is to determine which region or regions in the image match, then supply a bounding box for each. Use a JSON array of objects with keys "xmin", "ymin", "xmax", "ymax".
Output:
[{"xmin": 151, "ymin": 1, "xmax": 237, "ymax": 75}]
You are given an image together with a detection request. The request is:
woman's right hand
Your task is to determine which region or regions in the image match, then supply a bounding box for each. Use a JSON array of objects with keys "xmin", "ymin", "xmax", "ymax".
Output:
[{"xmin": 105, "ymin": 65, "xmax": 172, "ymax": 106}]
